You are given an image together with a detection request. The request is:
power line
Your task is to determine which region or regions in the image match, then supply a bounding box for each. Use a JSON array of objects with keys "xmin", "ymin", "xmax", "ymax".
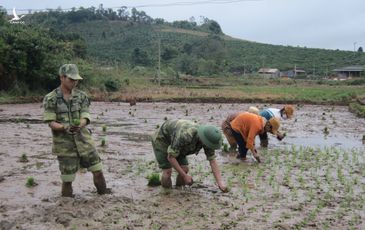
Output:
[{"xmin": 7, "ymin": 0, "xmax": 262, "ymax": 13}]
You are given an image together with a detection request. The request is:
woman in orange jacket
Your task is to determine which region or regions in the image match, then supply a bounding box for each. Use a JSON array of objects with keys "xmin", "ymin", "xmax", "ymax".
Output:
[{"xmin": 230, "ymin": 112, "xmax": 280, "ymax": 162}]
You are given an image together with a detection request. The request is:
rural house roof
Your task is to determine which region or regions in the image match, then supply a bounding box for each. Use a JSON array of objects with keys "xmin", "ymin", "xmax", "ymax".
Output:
[
  {"xmin": 258, "ymin": 68, "xmax": 279, "ymax": 73},
  {"xmin": 332, "ymin": 66, "xmax": 365, "ymax": 72}
]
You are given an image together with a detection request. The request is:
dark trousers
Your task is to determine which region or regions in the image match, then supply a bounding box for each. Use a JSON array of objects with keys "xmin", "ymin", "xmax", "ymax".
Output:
[
  {"xmin": 259, "ymin": 132, "xmax": 269, "ymax": 147},
  {"xmin": 232, "ymin": 130, "xmax": 248, "ymax": 158}
]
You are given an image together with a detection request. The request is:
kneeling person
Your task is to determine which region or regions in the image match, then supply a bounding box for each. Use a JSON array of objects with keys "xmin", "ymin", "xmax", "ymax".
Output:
[{"xmin": 152, "ymin": 119, "xmax": 227, "ymax": 192}]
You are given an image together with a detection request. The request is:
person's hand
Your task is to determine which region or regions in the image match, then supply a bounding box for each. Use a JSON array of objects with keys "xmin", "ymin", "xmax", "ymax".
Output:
[
  {"xmin": 252, "ymin": 149, "xmax": 261, "ymax": 163},
  {"xmin": 63, "ymin": 125, "xmax": 81, "ymax": 134},
  {"xmin": 69, "ymin": 125, "xmax": 81, "ymax": 133},
  {"xmin": 184, "ymin": 175, "xmax": 193, "ymax": 186},
  {"xmin": 276, "ymin": 133, "xmax": 286, "ymax": 141},
  {"xmin": 218, "ymin": 183, "xmax": 229, "ymax": 193}
]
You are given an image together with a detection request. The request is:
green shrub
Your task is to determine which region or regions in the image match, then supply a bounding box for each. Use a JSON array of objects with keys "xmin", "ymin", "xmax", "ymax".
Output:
[{"xmin": 104, "ymin": 79, "xmax": 121, "ymax": 92}]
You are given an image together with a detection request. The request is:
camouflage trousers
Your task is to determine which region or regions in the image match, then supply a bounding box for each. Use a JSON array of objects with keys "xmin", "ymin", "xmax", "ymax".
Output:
[{"xmin": 57, "ymin": 150, "xmax": 102, "ymax": 182}]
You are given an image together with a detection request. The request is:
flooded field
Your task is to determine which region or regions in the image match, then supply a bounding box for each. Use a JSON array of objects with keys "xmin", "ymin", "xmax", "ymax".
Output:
[{"xmin": 0, "ymin": 102, "xmax": 364, "ymax": 229}]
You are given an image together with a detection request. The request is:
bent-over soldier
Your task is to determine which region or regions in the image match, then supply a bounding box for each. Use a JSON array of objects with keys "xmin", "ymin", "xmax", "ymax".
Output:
[{"xmin": 152, "ymin": 119, "xmax": 228, "ymax": 192}]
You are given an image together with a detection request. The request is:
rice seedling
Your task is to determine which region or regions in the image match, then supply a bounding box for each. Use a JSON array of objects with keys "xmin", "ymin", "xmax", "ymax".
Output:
[
  {"xmin": 73, "ymin": 119, "xmax": 80, "ymax": 126},
  {"xmin": 19, "ymin": 153, "xmax": 29, "ymax": 163},
  {"xmin": 101, "ymin": 137, "xmax": 106, "ymax": 146},
  {"xmin": 25, "ymin": 176, "xmax": 36, "ymax": 187},
  {"xmin": 323, "ymin": 126, "xmax": 330, "ymax": 136},
  {"xmin": 222, "ymin": 143, "xmax": 229, "ymax": 153},
  {"xmin": 156, "ymin": 124, "xmax": 160, "ymax": 129},
  {"xmin": 102, "ymin": 124, "xmax": 107, "ymax": 132},
  {"xmin": 146, "ymin": 172, "xmax": 161, "ymax": 187}
]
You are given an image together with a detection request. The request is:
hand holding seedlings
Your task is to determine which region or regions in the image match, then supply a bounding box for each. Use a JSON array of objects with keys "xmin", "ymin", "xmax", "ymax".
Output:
[{"xmin": 184, "ymin": 174, "xmax": 193, "ymax": 186}]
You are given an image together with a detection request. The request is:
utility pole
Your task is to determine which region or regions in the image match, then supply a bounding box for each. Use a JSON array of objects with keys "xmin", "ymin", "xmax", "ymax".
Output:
[
  {"xmin": 243, "ymin": 60, "xmax": 246, "ymax": 76},
  {"xmin": 294, "ymin": 64, "xmax": 297, "ymax": 78},
  {"xmin": 353, "ymin": 42, "xmax": 357, "ymax": 52},
  {"xmin": 158, "ymin": 37, "xmax": 161, "ymax": 86}
]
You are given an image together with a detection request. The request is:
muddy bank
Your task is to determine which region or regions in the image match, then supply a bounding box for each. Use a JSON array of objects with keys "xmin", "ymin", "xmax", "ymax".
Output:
[{"xmin": 0, "ymin": 102, "xmax": 364, "ymax": 229}]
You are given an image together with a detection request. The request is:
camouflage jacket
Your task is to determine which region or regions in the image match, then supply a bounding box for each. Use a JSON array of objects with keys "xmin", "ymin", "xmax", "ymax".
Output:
[
  {"xmin": 153, "ymin": 120, "xmax": 216, "ymax": 161},
  {"xmin": 43, "ymin": 87, "xmax": 96, "ymax": 157}
]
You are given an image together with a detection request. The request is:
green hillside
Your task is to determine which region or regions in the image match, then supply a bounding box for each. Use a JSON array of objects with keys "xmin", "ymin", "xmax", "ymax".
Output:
[{"xmin": 24, "ymin": 6, "xmax": 365, "ymax": 77}]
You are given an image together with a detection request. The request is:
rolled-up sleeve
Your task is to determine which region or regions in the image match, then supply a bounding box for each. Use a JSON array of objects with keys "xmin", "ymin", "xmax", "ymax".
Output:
[
  {"xmin": 43, "ymin": 96, "xmax": 56, "ymax": 122},
  {"xmin": 204, "ymin": 147, "xmax": 216, "ymax": 161},
  {"xmin": 167, "ymin": 146, "xmax": 179, "ymax": 158}
]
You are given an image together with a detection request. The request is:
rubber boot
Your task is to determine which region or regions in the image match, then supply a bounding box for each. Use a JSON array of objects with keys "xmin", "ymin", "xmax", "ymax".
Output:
[
  {"xmin": 61, "ymin": 182, "xmax": 73, "ymax": 197},
  {"xmin": 93, "ymin": 171, "xmax": 112, "ymax": 195}
]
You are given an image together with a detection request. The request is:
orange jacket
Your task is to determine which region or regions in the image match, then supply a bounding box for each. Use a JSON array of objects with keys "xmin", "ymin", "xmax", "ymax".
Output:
[{"xmin": 230, "ymin": 112, "xmax": 265, "ymax": 150}]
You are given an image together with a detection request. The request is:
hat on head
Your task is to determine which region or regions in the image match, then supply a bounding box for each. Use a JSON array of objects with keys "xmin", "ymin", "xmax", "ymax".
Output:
[
  {"xmin": 268, "ymin": 118, "xmax": 280, "ymax": 135},
  {"xmin": 197, "ymin": 125, "xmax": 223, "ymax": 150},
  {"xmin": 59, "ymin": 64, "xmax": 83, "ymax": 80},
  {"xmin": 248, "ymin": 106, "xmax": 259, "ymax": 115},
  {"xmin": 284, "ymin": 105, "xmax": 294, "ymax": 119}
]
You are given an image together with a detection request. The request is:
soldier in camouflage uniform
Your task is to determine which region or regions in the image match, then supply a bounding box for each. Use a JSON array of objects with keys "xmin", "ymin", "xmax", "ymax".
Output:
[
  {"xmin": 152, "ymin": 119, "xmax": 228, "ymax": 192},
  {"xmin": 43, "ymin": 64, "xmax": 111, "ymax": 197}
]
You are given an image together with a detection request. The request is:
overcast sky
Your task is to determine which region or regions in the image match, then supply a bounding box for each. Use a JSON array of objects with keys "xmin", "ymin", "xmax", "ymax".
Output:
[{"xmin": 2, "ymin": 0, "xmax": 365, "ymax": 51}]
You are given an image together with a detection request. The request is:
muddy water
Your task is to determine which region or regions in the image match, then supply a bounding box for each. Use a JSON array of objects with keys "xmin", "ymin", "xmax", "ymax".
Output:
[{"xmin": 0, "ymin": 102, "xmax": 364, "ymax": 229}]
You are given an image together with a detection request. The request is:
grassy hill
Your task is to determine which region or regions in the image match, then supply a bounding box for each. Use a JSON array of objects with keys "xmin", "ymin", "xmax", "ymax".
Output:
[{"xmin": 24, "ymin": 7, "xmax": 365, "ymax": 77}]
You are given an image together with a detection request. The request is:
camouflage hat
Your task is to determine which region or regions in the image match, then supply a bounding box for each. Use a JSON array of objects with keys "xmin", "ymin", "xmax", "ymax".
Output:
[
  {"xmin": 197, "ymin": 125, "xmax": 223, "ymax": 150},
  {"xmin": 59, "ymin": 64, "xmax": 83, "ymax": 80}
]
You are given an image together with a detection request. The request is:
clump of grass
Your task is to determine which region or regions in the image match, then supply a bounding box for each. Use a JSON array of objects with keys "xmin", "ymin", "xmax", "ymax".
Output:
[
  {"xmin": 25, "ymin": 177, "xmax": 36, "ymax": 187},
  {"xmin": 144, "ymin": 119, "xmax": 147, "ymax": 123},
  {"xmin": 19, "ymin": 153, "xmax": 29, "ymax": 163},
  {"xmin": 156, "ymin": 124, "xmax": 160, "ymax": 129},
  {"xmin": 185, "ymin": 109, "xmax": 189, "ymax": 116},
  {"xmin": 362, "ymin": 134, "xmax": 365, "ymax": 141},
  {"xmin": 164, "ymin": 117, "xmax": 168, "ymax": 121},
  {"xmin": 147, "ymin": 173, "xmax": 161, "ymax": 187},
  {"xmin": 102, "ymin": 124, "xmax": 107, "ymax": 132}
]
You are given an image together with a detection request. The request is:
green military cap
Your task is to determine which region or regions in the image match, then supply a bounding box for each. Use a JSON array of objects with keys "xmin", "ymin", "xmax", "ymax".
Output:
[
  {"xmin": 59, "ymin": 64, "xmax": 83, "ymax": 80},
  {"xmin": 197, "ymin": 125, "xmax": 223, "ymax": 150}
]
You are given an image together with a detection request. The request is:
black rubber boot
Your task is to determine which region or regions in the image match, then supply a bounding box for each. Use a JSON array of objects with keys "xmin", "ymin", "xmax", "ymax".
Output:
[
  {"xmin": 61, "ymin": 182, "xmax": 73, "ymax": 197},
  {"xmin": 93, "ymin": 171, "xmax": 112, "ymax": 195}
]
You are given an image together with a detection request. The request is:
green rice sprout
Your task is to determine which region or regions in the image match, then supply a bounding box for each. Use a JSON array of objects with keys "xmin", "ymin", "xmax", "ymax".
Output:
[
  {"xmin": 222, "ymin": 143, "xmax": 229, "ymax": 153},
  {"xmin": 102, "ymin": 124, "xmax": 107, "ymax": 132},
  {"xmin": 101, "ymin": 137, "xmax": 106, "ymax": 146},
  {"xmin": 73, "ymin": 119, "xmax": 80, "ymax": 126},
  {"xmin": 19, "ymin": 153, "xmax": 29, "ymax": 163},
  {"xmin": 25, "ymin": 177, "xmax": 36, "ymax": 187},
  {"xmin": 147, "ymin": 173, "xmax": 161, "ymax": 187}
]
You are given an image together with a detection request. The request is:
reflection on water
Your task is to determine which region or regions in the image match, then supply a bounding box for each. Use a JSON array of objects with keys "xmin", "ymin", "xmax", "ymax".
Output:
[{"xmin": 275, "ymin": 134, "xmax": 365, "ymax": 150}]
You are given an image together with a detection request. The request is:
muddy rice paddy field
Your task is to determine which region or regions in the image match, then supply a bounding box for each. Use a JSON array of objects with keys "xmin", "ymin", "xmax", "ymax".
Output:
[{"xmin": 0, "ymin": 102, "xmax": 364, "ymax": 230}]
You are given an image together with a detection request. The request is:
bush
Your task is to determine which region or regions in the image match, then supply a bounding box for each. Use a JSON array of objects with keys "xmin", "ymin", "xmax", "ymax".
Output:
[{"xmin": 104, "ymin": 79, "xmax": 121, "ymax": 92}]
